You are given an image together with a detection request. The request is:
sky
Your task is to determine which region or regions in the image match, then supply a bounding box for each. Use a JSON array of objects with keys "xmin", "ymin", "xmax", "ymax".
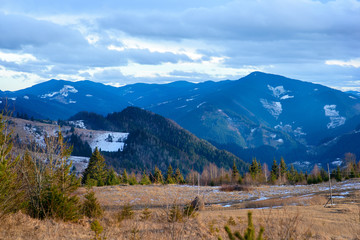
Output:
[{"xmin": 0, "ymin": 0, "xmax": 359, "ymax": 91}]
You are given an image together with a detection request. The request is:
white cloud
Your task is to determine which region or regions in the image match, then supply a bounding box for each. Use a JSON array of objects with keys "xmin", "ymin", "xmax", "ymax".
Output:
[{"xmin": 325, "ymin": 59, "xmax": 360, "ymax": 68}]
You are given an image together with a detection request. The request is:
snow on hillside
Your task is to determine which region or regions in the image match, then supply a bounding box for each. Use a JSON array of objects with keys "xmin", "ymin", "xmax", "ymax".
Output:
[
  {"xmin": 68, "ymin": 120, "xmax": 86, "ymax": 129},
  {"xmin": 267, "ymin": 85, "xmax": 288, "ymax": 98},
  {"xmin": 89, "ymin": 132, "xmax": 129, "ymax": 152},
  {"xmin": 324, "ymin": 105, "xmax": 346, "ymax": 129},
  {"xmin": 260, "ymin": 99, "xmax": 282, "ymax": 118},
  {"xmin": 69, "ymin": 156, "xmax": 89, "ymax": 175},
  {"xmin": 41, "ymin": 85, "xmax": 78, "ymax": 99}
]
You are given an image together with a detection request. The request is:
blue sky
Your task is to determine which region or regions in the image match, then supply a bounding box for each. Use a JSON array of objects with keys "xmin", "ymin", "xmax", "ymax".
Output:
[{"xmin": 0, "ymin": 0, "xmax": 359, "ymax": 91}]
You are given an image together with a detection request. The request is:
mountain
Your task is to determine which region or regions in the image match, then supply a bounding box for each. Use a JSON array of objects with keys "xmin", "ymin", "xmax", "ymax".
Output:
[
  {"xmin": 11, "ymin": 107, "xmax": 246, "ymax": 174},
  {"xmin": 69, "ymin": 107, "xmax": 246, "ymax": 174},
  {"xmin": 3, "ymin": 72, "xmax": 360, "ymax": 167}
]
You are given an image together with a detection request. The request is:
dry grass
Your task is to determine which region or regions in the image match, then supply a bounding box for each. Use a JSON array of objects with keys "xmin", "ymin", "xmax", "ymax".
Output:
[{"xmin": 1, "ymin": 180, "xmax": 360, "ymax": 239}]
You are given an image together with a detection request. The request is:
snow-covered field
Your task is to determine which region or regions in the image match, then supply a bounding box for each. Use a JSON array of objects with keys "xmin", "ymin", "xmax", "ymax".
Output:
[{"xmin": 88, "ymin": 132, "xmax": 129, "ymax": 152}]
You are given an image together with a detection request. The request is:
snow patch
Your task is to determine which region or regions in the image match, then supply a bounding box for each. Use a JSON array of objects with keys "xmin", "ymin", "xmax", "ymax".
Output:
[
  {"xmin": 349, "ymin": 95, "xmax": 357, "ymax": 99},
  {"xmin": 267, "ymin": 85, "xmax": 288, "ymax": 98},
  {"xmin": 280, "ymin": 95, "xmax": 294, "ymax": 100},
  {"xmin": 260, "ymin": 99, "xmax": 282, "ymax": 118},
  {"xmin": 23, "ymin": 95, "xmax": 29, "ymax": 100},
  {"xmin": 324, "ymin": 105, "xmax": 346, "ymax": 129},
  {"xmin": 86, "ymin": 94, "xmax": 93, "ymax": 97},
  {"xmin": 331, "ymin": 160, "xmax": 342, "ymax": 166},
  {"xmin": 68, "ymin": 120, "xmax": 86, "ymax": 129},
  {"xmin": 69, "ymin": 100, "xmax": 76, "ymax": 104},
  {"xmin": 41, "ymin": 85, "xmax": 78, "ymax": 99},
  {"xmin": 9, "ymin": 97, "xmax": 16, "ymax": 101},
  {"xmin": 197, "ymin": 102, "xmax": 206, "ymax": 108},
  {"xmin": 176, "ymin": 105, "xmax": 187, "ymax": 109},
  {"xmin": 89, "ymin": 132, "xmax": 129, "ymax": 152}
]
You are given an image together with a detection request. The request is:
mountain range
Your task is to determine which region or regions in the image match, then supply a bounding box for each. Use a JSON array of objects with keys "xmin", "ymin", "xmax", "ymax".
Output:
[{"xmin": 2, "ymin": 71, "xmax": 360, "ymax": 168}]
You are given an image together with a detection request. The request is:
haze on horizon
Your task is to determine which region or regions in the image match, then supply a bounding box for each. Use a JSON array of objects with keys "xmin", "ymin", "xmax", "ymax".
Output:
[{"xmin": 0, "ymin": 0, "xmax": 359, "ymax": 91}]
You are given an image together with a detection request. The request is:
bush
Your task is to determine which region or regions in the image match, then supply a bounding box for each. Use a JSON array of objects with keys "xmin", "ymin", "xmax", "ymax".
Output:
[
  {"xmin": 90, "ymin": 220, "xmax": 104, "ymax": 240},
  {"xmin": 82, "ymin": 190, "xmax": 103, "ymax": 218},
  {"xmin": 117, "ymin": 203, "xmax": 134, "ymax": 222}
]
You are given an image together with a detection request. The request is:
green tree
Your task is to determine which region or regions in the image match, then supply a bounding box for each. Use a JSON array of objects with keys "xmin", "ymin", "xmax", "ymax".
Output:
[
  {"xmin": 140, "ymin": 171, "xmax": 151, "ymax": 185},
  {"xmin": 335, "ymin": 166, "xmax": 342, "ymax": 182},
  {"xmin": 122, "ymin": 169, "xmax": 129, "ymax": 184},
  {"xmin": 270, "ymin": 159, "xmax": 279, "ymax": 183},
  {"xmin": 23, "ymin": 132, "xmax": 81, "ymax": 221},
  {"xmin": 165, "ymin": 164, "xmax": 175, "ymax": 184},
  {"xmin": 82, "ymin": 148, "xmax": 108, "ymax": 186},
  {"xmin": 153, "ymin": 166, "xmax": 164, "ymax": 184},
  {"xmin": 279, "ymin": 157, "xmax": 287, "ymax": 182},
  {"xmin": 82, "ymin": 189, "xmax": 103, "ymax": 218},
  {"xmin": 106, "ymin": 168, "xmax": 120, "ymax": 186},
  {"xmin": 174, "ymin": 167, "xmax": 185, "ymax": 184},
  {"xmin": 231, "ymin": 161, "xmax": 240, "ymax": 183},
  {"xmin": 249, "ymin": 158, "xmax": 261, "ymax": 180},
  {"xmin": 0, "ymin": 113, "xmax": 23, "ymax": 219}
]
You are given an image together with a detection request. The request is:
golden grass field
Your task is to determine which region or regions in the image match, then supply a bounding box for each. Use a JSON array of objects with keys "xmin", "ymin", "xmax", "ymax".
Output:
[{"xmin": 1, "ymin": 179, "xmax": 359, "ymax": 240}]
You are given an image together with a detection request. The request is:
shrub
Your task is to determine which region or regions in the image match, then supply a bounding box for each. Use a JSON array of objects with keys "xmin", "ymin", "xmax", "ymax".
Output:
[
  {"xmin": 117, "ymin": 203, "xmax": 134, "ymax": 222},
  {"xmin": 82, "ymin": 190, "xmax": 103, "ymax": 218},
  {"xmin": 90, "ymin": 220, "xmax": 104, "ymax": 240}
]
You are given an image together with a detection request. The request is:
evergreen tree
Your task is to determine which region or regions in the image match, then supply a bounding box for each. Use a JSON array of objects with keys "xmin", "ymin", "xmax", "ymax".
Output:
[
  {"xmin": 270, "ymin": 159, "xmax": 278, "ymax": 183},
  {"xmin": 122, "ymin": 169, "xmax": 129, "ymax": 184},
  {"xmin": 165, "ymin": 164, "xmax": 175, "ymax": 184},
  {"xmin": 174, "ymin": 167, "xmax": 185, "ymax": 184},
  {"xmin": 335, "ymin": 166, "xmax": 342, "ymax": 182},
  {"xmin": 279, "ymin": 157, "xmax": 287, "ymax": 182},
  {"xmin": 0, "ymin": 113, "xmax": 22, "ymax": 219},
  {"xmin": 82, "ymin": 148, "xmax": 108, "ymax": 186},
  {"xmin": 153, "ymin": 166, "xmax": 164, "ymax": 184},
  {"xmin": 140, "ymin": 171, "xmax": 151, "ymax": 185},
  {"xmin": 106, "ymin": 168, "xmax": 120, "ymax": 186},
  {"xmin": 128, "ymin": 172, "xmax": 137, "ymax": 185},
  {"xmin": 249, "ymin": 158, "xmax": 261, "ymax": 180},
  {"xmin": 231, "ymin": 161, "xmax": 239, "ymax": 183}
]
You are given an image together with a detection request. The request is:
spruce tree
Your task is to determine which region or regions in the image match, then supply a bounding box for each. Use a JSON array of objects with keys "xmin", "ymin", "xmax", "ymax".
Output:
[
  {"xmin": 0, "ymin": 113, "xmax": 22, "ymax": 219},
  {"xmin": 122, "ymin": 169, "xmax": 129, "ymax": 184},
  {"xmin": 270, "ymin": 159, "xmax": 279, "ymax": 183},
  {"xmin": 174, "ymin": 167, "xmax": 185, "ymax": 184},
  {"xmin": 106, "ymin": 168, "xmax": 120, "ymax": 186},
  {"xmin": 279, "ymin": 157, "xmax": 287, "ymax": 181},
  {"xmin": 165, "ymin": 164, "xmax": 175, "ymax": 184},
  {"xmin": 153, "ymin": 166, "xmax": 164, "ymax": 184},
  {"xmin": 231, "ymin": 161, "xmax": 239, "ymax": 183},
  {"xmin": 82, "ymin": 148, "xmax": 108, "ymax": 186},
  {"xmin": 140, "ymin": 171, "xmax": 151, "ymax": 185}
]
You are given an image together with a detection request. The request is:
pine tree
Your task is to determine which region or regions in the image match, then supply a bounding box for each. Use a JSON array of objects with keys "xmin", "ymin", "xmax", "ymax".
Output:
[
  {"xmin": 165, "ymin": 164, "xmax": 175, "ymax": 184},
  {"xmin": 82, "ymin": 148, "xmax": 108, "ymax": 186},
  {"xmin": 106, "ymin": 168, "xmax": 120, "ymax": 186},
  {"xmin": 122, "ymin": 169, "xmax": 129, "ymax": 184},
  {"xmin": 231, "ymin": 161, "xmax": 239, "ymax": 183},
  {"xmin": 270, "ymin": 159, "xmax": 278, "ymax": 183},
  {"xmin": 0, "ymin": 113, "xmax": 22, "ymax": 219},
  {"xmin": 153, "ymin": 166, "xmax": 164, "ymax": 184},
  {"xmin": 140, "ymin": 171, "xmax": 151, "ymax": 185},
  {"xmin": 249, "ymin": 158, "xmax": 261, "ymax": 180},
  {"xmin": 335, "ymin": 166, "xmax": 342, "ymax": 182},
  {"xmin": 23, "ymin": 131, "xmax": 81, "ymax": 221},
  {"xmin": 279, "ymin": 157, "xmax": 287, "ymax": 182},
  {"xmin": 174, "ymin": 167, "xmax": 185, "ymax": 184}
]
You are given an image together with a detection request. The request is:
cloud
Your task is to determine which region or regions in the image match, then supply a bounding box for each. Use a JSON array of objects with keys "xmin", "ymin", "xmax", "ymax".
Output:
[
  {"xmin": 0, "ymin": 0, "xmax": 359, "ymax": 91},
  {"xmin": 0, "ymin": 12, "xmax": 86, "ymax": 50},
  {"xmin": 325, "ymin": 59, "xmax": 360, "ymax": 68}
]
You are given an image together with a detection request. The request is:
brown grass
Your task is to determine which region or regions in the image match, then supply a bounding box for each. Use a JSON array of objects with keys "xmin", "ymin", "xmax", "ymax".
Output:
[{"xmin": 1, "ymin": 180, "xmax": 360, "ymax": 240}]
